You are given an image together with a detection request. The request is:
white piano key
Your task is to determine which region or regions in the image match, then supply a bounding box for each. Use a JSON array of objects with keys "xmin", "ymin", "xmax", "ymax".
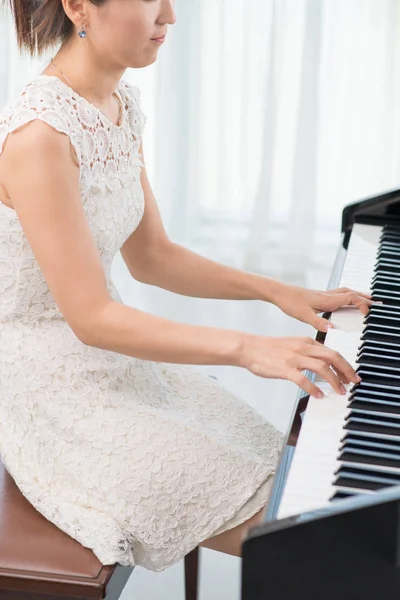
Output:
[
  {"xmin": 277, "ymin": 386, "xmax": 351, "ymax": 518},
  {"xmin": 277, "ymin": 223, "xmax": 383, "ymax": 519}
]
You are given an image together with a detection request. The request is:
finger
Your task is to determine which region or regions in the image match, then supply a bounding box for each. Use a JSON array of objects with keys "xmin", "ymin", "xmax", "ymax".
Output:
[
  {"xmin": 340, "ymin": 292, "xmax": 372, "ymax": 316},
  {"xmin": 324, "ymin": 290, "xmax": 373, "ymax": 314},
  {"xmin": 331, "ymin": 366, "xmax": 351, "ymax": 384},
  {"xmin": 332, "ymin": 287, "xmax": 372, "ymax": 300},
  {"xmin": 288, "ymin": 369, "xmax": 325, "ymax": 399},
  {"xmin": 297, "ymin": 358, "xmax": 346, "ymax": 395},
  {"xmin": 303, "ymin": 350, "xmax": 351, "ymax": 384},
  {"xmin": 306, "ymin": 313, "xmax": 334, "ymax": 333},
  {"xmin": 305, "ymin": 344, "xmax": 361, "ymax": 384}
]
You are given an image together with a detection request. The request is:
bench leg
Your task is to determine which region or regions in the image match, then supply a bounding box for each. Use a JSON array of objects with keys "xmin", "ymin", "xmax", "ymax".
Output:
[{"xmin": 184, "ymin": 545, "xmax": 199, "ymax": 600}]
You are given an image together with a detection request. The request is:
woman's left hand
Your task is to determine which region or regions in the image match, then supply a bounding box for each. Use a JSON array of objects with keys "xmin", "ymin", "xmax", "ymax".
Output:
[{"xmin": 271, "ymin": 283, "xmax": 373, "ymax": 332}]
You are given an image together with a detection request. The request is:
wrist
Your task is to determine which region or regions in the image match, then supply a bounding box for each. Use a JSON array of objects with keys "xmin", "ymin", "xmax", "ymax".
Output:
[
  {"xmin": 230, "ymin": 331, "xmax": 255, "ymax": 369},
  {"xmin": 244, "ymin": 272, "xmax": 286, "ymax": 304},
  {"xmin": 227, "ymin": 330, "xmax": 248, "ymax": 368},
  {"xmin": 260, "ymin": 278, "xmax": 287, "ymax": 305}
]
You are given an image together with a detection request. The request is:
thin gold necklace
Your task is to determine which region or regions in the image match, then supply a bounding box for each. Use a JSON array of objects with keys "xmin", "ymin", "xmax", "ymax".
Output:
[{"xmin": 49, "ymin": 57, "xmax": 122, "ymax": 126}]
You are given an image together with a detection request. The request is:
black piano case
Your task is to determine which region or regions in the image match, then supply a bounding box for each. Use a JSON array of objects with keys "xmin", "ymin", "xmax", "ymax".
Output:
[{"xmin": 242, "ymin": 485, "xmax": 400, "ymax": 599}]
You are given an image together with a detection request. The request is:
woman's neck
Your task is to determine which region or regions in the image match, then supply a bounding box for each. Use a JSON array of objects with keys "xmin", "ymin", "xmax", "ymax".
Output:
[{"xmin": 44, "ymin": 41, "xmax": 126, "ymax": 108}]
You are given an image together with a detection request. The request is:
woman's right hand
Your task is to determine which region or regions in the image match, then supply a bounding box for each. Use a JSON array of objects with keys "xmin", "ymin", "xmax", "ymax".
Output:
[{"xmin": 235, "ymin": 334, "xmax": 361, "ymax": 398}]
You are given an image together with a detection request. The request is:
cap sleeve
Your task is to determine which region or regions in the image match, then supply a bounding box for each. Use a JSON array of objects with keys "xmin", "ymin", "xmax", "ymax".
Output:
[{"xmin": 0, "ymin": 81, "xmax": 83, "ymax": 174}]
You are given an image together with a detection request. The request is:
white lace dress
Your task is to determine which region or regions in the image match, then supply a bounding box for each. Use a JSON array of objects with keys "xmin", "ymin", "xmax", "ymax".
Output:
[{"xmin": 0, "ymin": 74, "xmax": 284, "ymax": 572}]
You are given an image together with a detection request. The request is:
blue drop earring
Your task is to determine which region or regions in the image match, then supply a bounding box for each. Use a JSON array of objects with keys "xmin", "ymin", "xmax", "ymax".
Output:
[{"xmin": 78, "ymin": 24, "xmax": 87, "ymax": 38}]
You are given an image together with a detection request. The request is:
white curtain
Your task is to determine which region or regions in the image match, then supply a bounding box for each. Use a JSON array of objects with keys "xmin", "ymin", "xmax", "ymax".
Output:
[{"xmin": 2, "ymin": 0, "xmax": 400, "ymax": 278}]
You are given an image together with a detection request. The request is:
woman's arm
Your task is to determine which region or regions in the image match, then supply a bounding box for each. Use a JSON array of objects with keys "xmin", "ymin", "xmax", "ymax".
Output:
[
  {"xmin": 131, "ymin": 239, "xmax": 281, "ymax": 301},
  {"xmin": 2, "ymin": 120, "xmax": 360, "ymax": 398},
  {"xmin": 121, "ymin": 143, "xmax": 372, "ymax": 330}
]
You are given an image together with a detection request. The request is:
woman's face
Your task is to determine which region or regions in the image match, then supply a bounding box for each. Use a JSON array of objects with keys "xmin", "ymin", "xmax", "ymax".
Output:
[{"xmin": 85, "ymin": 0, "xmax": 176, "ymax": 68}]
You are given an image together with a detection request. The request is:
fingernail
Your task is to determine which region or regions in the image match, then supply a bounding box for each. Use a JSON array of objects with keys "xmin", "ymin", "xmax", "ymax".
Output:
[
  {"xmin": 324, "ymin": 323, "xmax": 333, "ymax": 332},
  {"xmin": 340, "ymin": 384, "xmax": 346, "ymax": 394},
  {"xmin": 316, "ymin": 390, "xmax": 324, "ymax": 399},
  {"xmin": 354, "ymin": 375, "xmax": 362, "ymax": 383}
]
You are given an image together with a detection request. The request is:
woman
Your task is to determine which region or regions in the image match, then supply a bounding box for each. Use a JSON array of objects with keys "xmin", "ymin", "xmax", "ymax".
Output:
[{"xmin": 0, "ymin": 0, "xmax": 370, "ymax": 572}]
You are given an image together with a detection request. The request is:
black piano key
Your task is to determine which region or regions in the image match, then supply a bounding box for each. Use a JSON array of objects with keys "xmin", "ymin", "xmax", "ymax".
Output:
[
  {"xmin": 367, "ymin": 307, "xmax": 400, "ymax": 320},
  {"xmin": 349, "ymin": 382, "xmax": 400, "ymax": 401},
  {"xmin": 371, "ymin": 291, "xmax": 400, "ymax": 303},
  {"xmin": 341, "ymin": 439, "xmax": 400, "ymax": 456},
  {"xmin": 330, "ymin": 491, "xmax": 364, "ymax": 500},
  {"xmin": 340, "ymin": 436, "xmax": 400, "ymax": 453},
  {"xmin": 378, "ymin": 242, "xmax": 400, "ymax": 250},
  {"xmin": 382, "ymin": 223, "xmax": 400, "ymax": 230},
  {"xmin": 364, "ymin": 314, "xmax": 400, "ymax": 326},
  {"xmin": 371, "ymin": 284, "xmax": 400, "ymax": 296},
  {"xmin": 379, "ymin": 246, "xmax": 400, "ymax": 254},
  {"xmin": 357, "ymin": 351, "xmax": 400, "ymax": 364},
  {"xmin": 355, "ymin": 364, "xmax": 400, "ymax": 379},
  {"xmin": 379, "ymin": 241, "xmax": 400, "ymax": 249},
  {"xmin": 356, "ymin": 353, "xmax": 400, "ymax": 368},
  {"xmin": 349, "ymin": 407, "xmax": 400, "ymax": 420},
  {"xmin": 361, "ymin": 327, "xmax": 400, "ymax": 342},
  {"xmin": 338, "ymin": 449, "xmax": 400, "ymax": 469},
  {"xmin": 376, "ymin": 251, "xmax": 400, "ymax": 260},
  {"xmin": 358, "ymin": 339, "xmax": 400, "ymax": 349},
  {"xmin": 350, "ymin": 392, "xmax": 400, "ymax": 406},
  {"xmin": 341, "ymin": 428, "xmax": 400, "ymax": 443},
  {"xmin": 335, "ymin": 465, "xmax": 400, "ymax": 484},
  {"xmin": 334, "ymin": 474, "xmax": 395, "ymax": 491},
  {"xmin": 352, "ymin": 384, "xmax": 400, "ymax": 396},
  {"xmin": 339, "ymin": 459, "xmax": 400, "ymax": 479},
  {"xmin": 372, "ymin": 275, "xmax": 400, "ymax": 287},
  {"xmin": 333, "ymin": 478, "xmax": 383, "ymax": 491},
  {"xmin": 358, "ymin": 341, "xmax": 400, "ymax": 357},
  {"xmin": 373, "ymin": 269, "xmax": 400, "ymax": 279},
  {"xmin": 356, "ymin": 353, "xmax": 400, "ymax": 367},
  {"xmin": 375, "ymin": 253, "xmax": 400, "ymax": 263},
  {"xmin": 361, "ymin": 329, "xmax": 400, "ymax": 342},
  {"xmin": 375, "ymin": 259, "xmax": 400, "ymax": 269},
  {"xmin": 382, "ymin": 229, "xmax": 400, "ymax": 237},
  {"xmin": 381, "ymin": 231, "xmax": 400, "ymax": 240},
  {"xmin": 373, "ymin": 263, "xmax": 400, "ymax": 275},
  {"xmin": 340, "ymin": 433, "xmax": 400, "ymax": 452},
  {"xmin": 351, "ymin": 387, "xmax": 400, "ymax": 400},
  {"xmin": 346, "ymin": 407, "xmax": 400, "ymax": 421},
  {"xmin": 369, "ymin": 302, "xmax": 400, "ymax": 311},
  {"xmin": 356, "ymin": 338, "xmax": 400, "ymax": 352},
  {"xmin": 363, "ymin": 322, "xmax": 400, "ymax": 333},
  {"xmin": 371, "ymin": 301, "xmax": 400, "ymax": 310},
  {"xmin": 377, "ymin": 257, "xmax": 400, "ymax": 268},
  {"xmin": 349, "ymin": 399, "xmax": 400, "ymax": 415},
  {"xmin": 355, "ymin": 368, "xmax": 400, "ymax": 383},
  {"xmin": 344, "ymin": 413, "xmax": 400, "ymax": 436},
  {"xmin": 351, "ymin": 381, "xmax": 400, "ymax": 392},
  {"xmin": 374, "ymin": 258, "xmax": 396, "ymax": 276}
]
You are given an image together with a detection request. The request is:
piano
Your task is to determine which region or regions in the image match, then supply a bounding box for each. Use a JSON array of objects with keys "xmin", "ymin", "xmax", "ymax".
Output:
[{"xmin": 241, "ymin": 187, "xmax": 400, "ymax": 599}]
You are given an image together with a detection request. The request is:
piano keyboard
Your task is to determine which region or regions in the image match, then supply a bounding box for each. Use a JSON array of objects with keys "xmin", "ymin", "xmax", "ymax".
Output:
[{"xmin": 277, "ymin": 222, "xmax": 400, "ymax": 519}]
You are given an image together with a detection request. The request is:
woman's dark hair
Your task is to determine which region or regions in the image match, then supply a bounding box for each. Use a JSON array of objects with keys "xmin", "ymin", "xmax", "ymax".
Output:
[{"xmin": 2, "ymin": 0, "xmax": 106, "ymax": 57}]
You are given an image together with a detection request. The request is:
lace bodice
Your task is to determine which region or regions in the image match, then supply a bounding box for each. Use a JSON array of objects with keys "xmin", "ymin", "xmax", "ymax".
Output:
[{"xmin": 0, "ymin": 74, "xmax": 147, "ymax": 324}]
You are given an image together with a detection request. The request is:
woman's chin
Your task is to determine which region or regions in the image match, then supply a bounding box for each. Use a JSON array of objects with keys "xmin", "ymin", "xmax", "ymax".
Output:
[{"xmin": 128, "ymin": 54, "xmax": 159, "ymax": 69}]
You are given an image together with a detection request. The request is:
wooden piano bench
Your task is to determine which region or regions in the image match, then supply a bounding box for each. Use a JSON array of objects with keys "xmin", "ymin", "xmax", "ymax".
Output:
[{"xmin": 0, "ymin": 459, "xmax": 200, "ymax": 600}]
